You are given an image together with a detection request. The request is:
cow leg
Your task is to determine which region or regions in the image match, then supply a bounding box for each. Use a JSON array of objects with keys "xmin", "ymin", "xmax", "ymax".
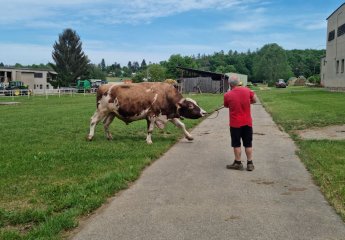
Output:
[
  {"xmin": 171, "ymin": 118, "xmax": 193, "ymax": 141},
  {"xmin": 146, "ymin": 117, "xmax": 156, "ymax": 144},
  {"xmin": 103, "ymin": 112, "xmax": 116, "ymax": 140},
  {"xmin": 87, "ymin": 110, "xmax": 107, "ymax": 141}
]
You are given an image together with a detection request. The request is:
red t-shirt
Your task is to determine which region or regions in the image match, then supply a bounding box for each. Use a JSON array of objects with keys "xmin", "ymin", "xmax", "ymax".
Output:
[{"xmin": 223, "ymin": 87, "xmax": 255, "ymax": 128}]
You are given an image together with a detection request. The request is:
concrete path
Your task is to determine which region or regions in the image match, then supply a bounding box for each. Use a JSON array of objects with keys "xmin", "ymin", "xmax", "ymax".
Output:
[{"xmin": 71, "ymin": 102, "xmax": 345, "ymax": 240}]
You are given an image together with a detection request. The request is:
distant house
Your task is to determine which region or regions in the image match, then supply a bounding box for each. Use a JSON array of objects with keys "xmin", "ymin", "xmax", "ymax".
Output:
[
  {"xmin": 0, "ymin": 67, "xmax": 57, "ymax": 93},
  {"xmin": 321, "ymin": 3, "xmax": 345, "ymax": 91}
]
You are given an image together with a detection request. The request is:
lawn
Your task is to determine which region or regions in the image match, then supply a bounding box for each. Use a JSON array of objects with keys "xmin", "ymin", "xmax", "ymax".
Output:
[
  {"xmin": 0, "ymin": 93, "xmax": 223, "ymax": 240},
  {"xmin": 256, "ymin": 86, "xmax": 345, "ymax": 221}
]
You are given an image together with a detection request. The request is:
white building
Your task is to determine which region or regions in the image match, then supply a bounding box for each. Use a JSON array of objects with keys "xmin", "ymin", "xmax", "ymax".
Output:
[
  {"xmin": 321, "ymin": 3, "xmax": 345, "ymax": 90},
  {"xmin": 0, "ymin": 67, "xmax": 57, "ymax": 93}
]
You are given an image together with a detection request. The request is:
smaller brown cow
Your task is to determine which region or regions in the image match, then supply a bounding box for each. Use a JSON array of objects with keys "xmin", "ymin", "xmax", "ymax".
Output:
[{"xmin": 87, "ymin": 82, "xmax": 206, "ymax": 144}]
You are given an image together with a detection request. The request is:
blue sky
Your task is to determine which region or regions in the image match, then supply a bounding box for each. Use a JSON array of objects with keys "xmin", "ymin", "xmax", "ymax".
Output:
[{"xmin": 0, "ymin": 0, "xmax": 344, "ymax": 66}]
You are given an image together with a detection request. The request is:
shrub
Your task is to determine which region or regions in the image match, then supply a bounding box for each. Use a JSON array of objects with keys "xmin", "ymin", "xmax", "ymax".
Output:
[{"xmin": 307, "ymin": 75, "xmax": 321, "ymax": 85}]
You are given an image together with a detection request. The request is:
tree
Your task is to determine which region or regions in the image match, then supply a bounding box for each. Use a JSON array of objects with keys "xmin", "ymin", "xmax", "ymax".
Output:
[
  {"xmin": 253, "ymin": 43, "xmax": 292, "ymax": 85},
  {"xmin": 0, "ymin": 62, "xmax": 4, "ymax": 67},
  {"xmin": 108, "ymin": 62, "xmax": 122, "ymax": 77},
  {"xmin": 162, "ymin": 54, "xmax": 197, "ymax": 79},
  {"xmin": 286, "ymin": 49, "xmax": 325, "ymax": 78},
  {"xmin": 132, "ymin": 61, "xmax": 140, "ymax": 72},
  {"xmin": 215, "ymin": 65, "xmax": 237, "ymax": 73},
  {"xmin": 122, "ymin": 66, "xmax": 131, "ymax": 77},
  {"xmin": 50, "ymin": 28, "xmax": 90, "ymax": 87},
  {"xmin": 100, "ymin": 59, "xmax": 106, "ymax": 71},
  {"xmin": 147, "ymin": 64, "xmax": 166, "ymax": 82},
  {"xmin": 87, "ymin": 64, "xmax": 106, "ymax": 80},
  {"xmin": 140, "ymin": 59, "xmax": 147, "ymax": 70},
  {"xmin": 132, "ymin": 71, "xmax": 146, "ymax": 83}
]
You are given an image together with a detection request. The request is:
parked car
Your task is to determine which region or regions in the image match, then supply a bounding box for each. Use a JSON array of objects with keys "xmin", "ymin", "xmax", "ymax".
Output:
[
  {"xmin": 275, "ymin": 79, "xmax": 287, "ymax": 88},
  {"xmin": 4, "ymin": 81, "xmax": 29, "ymax": 96}
]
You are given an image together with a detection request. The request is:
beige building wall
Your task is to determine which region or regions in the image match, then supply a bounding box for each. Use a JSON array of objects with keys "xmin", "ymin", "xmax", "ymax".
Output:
[
  {"xmin": 20, "ymin": 72, "xmax": 35, "ymax": 89},
  {"xmin": 0, "ymin": 68, "xmax": 55, "ymax": 92},
  {"xmin": 323, "ymin": 3, "xmax": 345, "ymax": 90}
]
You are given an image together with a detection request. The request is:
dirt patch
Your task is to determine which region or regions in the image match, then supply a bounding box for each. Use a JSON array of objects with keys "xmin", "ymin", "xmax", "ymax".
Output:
[
  {"xmin": 0, "ymin": 102, "xmax": 20, "ymax": 105},
  {"xmin": 295, "ymin": 125, "xmax": 345, "ymax": 140},
  {"xmin": 251, "ymin": 179, "xmax": 275, "ymax": 185}
]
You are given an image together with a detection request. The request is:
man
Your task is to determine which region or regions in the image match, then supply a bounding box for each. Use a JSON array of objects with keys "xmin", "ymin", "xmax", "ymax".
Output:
[{"xmin": 224, "ymin": 75, "xmax": 257, "ymax": 171}]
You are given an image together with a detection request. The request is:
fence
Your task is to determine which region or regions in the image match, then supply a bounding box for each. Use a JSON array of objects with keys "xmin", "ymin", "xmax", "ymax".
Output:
[
  {"xmin": 0, "ymin": 87, "xmax": 98, "ymax": 99},
  {"xmin": 179, "ymin": 77, "xmax": 222, "ymax": 94}
]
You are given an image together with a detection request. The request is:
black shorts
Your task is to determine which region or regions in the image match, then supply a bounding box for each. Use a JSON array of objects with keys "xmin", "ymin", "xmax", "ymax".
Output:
[{"xmin": 230, "ymin": 125, "xmax": 253, "ymax": 148}]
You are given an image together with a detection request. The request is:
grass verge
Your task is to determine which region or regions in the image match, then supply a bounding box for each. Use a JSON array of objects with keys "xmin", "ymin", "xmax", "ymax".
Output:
[{"xmin": 256, "ymin": 86, "xmax": 345, "ymax": 221}]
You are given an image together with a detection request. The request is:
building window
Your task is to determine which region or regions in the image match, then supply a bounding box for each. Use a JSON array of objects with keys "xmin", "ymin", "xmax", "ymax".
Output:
[
  {"xmin": 342, "ymin": 59, "xmax": 345, "ymax": 73},
  {"xmin": 338, "ymin": 23, "xmax": 345, "ymax": 37},
  {"xmin": 34, "ymin": 85, "xmax": 36, "ymax": 89},
  {"xmin": 336, "ymin": 60, "xmax": 340, "ymax": 73},
  {"xmin": 46, "ymin": 85, "xmax": 49, "ymax": 89},
  {"xmin": 34, "ymin": 72, "xmax": 43, "ymax": 78},
  {"xmin": 328, "ymin": 30, "xmax": 335, "ymax": 41},
  {"xmin": 40, "ymin": 84, "xmax": 43, "ymax": 89}
]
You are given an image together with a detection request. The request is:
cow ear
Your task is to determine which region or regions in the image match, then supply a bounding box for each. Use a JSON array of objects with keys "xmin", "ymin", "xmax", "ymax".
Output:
[
  {"xmin": 177, "ymin": 99, "xmax": 187, "ymax": 108},
  {"xmin": 177, "ymin": 102, "xmax": 186, "ymax": 108}
]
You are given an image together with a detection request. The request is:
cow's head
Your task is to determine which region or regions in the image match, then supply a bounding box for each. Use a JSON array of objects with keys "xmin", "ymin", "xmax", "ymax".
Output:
[{"xmin": 177, "ymin": 98, "xmax": 207, "ymax": 119}]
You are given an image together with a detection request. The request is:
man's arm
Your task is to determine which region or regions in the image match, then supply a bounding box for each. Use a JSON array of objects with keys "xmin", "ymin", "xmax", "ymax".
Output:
[
  {"xmin": 224, "ymin": 94, "xmax": 229, "ymax": 108},
  {"xmin": 250, "ymin": 92, "xmax": 257, "ymax": 104}
]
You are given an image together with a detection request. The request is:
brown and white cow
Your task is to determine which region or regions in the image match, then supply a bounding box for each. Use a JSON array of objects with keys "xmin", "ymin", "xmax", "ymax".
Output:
[{"xmin": 87, "ymin": 82, "xmax": 207, "ymax": 144}]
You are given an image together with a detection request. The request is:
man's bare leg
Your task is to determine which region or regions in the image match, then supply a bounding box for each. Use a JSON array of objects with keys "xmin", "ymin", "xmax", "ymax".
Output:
[
  {"xmin": 233, "ymin": 147, "xmax": 241, "ymax": 161},
  {"xmin": 245, "ymin": 147, "xmax": 253, "ymax": 161}
]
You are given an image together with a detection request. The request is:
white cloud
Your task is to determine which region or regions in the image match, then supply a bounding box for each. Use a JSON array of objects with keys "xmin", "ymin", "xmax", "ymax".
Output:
[
  {"xmin": 84, "ymin": 42, "xmax": 218, "ymax": 65},
  {"xmin": 0, "ymin": 0, "xmax": 262, "ymax": 26},
  {"xmin": 299, "ymin": 20, "xmax": 327, "ymax": 30},
  {"xmin": 0, "ymin": 41, "xmax": 215, "ymax": 66},
  {"xmin": 219, "ymin": 18, "xmax": 268, "ymax": 31},
  {"xmin": 225, "ymin": 31, "xmax": 325, "ymax": 52}
]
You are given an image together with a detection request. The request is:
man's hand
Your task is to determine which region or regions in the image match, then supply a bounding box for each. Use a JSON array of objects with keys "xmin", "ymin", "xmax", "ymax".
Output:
[{"xmin": 251, "ymin": 94, "xmax": 257, "ymax": 104}]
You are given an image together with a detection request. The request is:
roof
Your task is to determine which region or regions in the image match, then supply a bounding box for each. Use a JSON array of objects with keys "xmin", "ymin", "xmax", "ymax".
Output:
[
  {"xmin": 176, "ymin": 66, "xmax": 228, "ymax": 81},
  {"xmin": 0, "ymin": 67, "xmax": 54, "ymax": 72},
  {"xmin": 327, "ymin": 2, "xmax": 345, "ymax": 20}
]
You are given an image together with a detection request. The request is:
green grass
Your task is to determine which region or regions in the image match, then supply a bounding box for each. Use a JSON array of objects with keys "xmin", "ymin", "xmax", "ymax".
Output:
[
  {"xmin": 256, "ymin": 86, "xmax": 345, "ymax": 221},
  {"xmin": 106, "ymin": 77, "xmax": 130, "ymax": 82},
  {"xmin": 297, "ymin": 140, "xmax": 345, "ymax": 219},
  {"xmin": 256, "ymin": 87, "xmax": 345, "ymax": 131},
  {"xmin": 0, "ymin": 93, "xmax": 223, "ymax": 239}
]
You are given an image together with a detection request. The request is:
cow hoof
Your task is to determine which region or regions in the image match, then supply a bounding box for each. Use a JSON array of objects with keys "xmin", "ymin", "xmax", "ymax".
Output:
[
  {"xmin": 186, "ymin": 136, "xmax": 194, "ymax": 141},
  {"xmin": 86, "ymin": 135, "xmax": 93, "ymax": 141}
]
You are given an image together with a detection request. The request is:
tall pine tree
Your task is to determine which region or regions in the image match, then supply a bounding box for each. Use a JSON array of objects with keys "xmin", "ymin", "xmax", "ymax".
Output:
[
  {"xmin": 100, "ymin": 58, "xmax": 106, "ymax": 71},
  {"xmin": 50, "ymin": 28, "xmax": 89, "ymax": 87}
]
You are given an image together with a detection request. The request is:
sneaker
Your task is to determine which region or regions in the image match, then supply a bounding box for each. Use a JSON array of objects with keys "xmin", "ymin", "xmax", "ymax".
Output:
[
  {"xmin": 247, "ymin": 162, "xmax": 255, "ymax": 171},
  {"xmin": 226, "ymin": 161, "xmax": 244, "ymax": 170}
]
